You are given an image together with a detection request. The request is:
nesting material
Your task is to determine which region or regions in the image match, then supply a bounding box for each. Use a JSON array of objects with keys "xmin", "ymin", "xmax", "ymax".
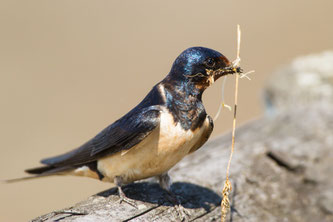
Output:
[{"xmin": 220, "ymin": 25, "xmax": 254, "ymax": 222}]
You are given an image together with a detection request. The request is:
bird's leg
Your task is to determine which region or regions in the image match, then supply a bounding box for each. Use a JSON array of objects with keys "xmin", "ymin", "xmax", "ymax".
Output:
[
  {"xmin": 158, "ymin": 172, "xmax": 190, "ymax": 220},
  {"xmin": 114, "ymin": 176, "xmax": 138, "ymax": 209},
  {"xmin": 158, "ymin": 172, "xmax": 183, "ymax": 204},
  {"xmin": 158, "ymin": 172, "xmax": 172, "ymax": 191}
]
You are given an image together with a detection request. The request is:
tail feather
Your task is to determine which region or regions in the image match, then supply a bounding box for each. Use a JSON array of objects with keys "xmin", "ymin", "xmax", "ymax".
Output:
[
  {"xmin": 25, "ymin": 165, "xmax": 56, "ymax": 174},
  {"xmin": 4, "ymin": 174, "xmax": 51, "ymax": 183},
  {"xmin": 5, "ymin": 145, "xmax": 90, "ymax": 183},
  {"xmin": 4, "ymin": 165, "xmax": 74, "ymax": 183}
]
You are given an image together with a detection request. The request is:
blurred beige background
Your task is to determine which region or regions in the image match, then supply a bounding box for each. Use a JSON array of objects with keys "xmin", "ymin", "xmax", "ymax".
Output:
[{"xmin": 0, "ymin": 0, "xmax": 332, "ymax": 221}]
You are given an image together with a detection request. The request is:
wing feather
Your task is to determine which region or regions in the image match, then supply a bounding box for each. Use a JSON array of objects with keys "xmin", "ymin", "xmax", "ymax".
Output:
[{"xmin": 40, "ymin": 106, "xmax": 161, "ymax": 168}]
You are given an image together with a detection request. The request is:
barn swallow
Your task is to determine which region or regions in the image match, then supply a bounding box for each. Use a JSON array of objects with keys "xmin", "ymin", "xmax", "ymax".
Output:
[{"xmin": 8, "ymin": 47, "xmax": 239, "ymax": 205}]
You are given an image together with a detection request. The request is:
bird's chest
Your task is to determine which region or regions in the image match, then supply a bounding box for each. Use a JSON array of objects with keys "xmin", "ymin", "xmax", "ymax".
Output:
[
  {"xmin": 156, "ymin": 109, "xmax": 207, "ymax": 157},
  {"xmin": 97, "ymin": 109, "xmax": 211, "ymax": 183}
]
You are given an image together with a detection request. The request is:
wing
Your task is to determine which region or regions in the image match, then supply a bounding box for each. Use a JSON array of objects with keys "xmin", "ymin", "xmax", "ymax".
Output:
[{"xmin": 38, "ymin": 106, "xmax": 161, "ymax": 169}]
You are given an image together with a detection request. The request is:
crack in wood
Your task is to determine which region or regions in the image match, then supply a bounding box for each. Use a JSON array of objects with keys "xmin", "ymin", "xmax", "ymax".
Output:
[
  {"xmin": 189, "ymin": 205, "xmax": 219, "ymax": 221},
  {"xmin": 122, "ymin": 205, "xmax": 161, "ymax": 222},
  {"xmin": 266, "ymin": 151, "xmax": 305, "ymax": 173}
]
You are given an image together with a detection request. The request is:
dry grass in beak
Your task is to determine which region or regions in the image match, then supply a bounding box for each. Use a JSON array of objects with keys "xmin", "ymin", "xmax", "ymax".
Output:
[{"xmin": 206, "ymin": 69, "xmax": 215, "ymax": 86}]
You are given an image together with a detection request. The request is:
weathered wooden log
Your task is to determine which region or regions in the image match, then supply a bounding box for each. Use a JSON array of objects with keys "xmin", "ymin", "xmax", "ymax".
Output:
[
  {"xmin": 32, "ymin": 103, "xmax": 333, "ymax": 222},
  {"xmin": 32, "ymin": 52, "xmax": 333, "ymax": 222}
]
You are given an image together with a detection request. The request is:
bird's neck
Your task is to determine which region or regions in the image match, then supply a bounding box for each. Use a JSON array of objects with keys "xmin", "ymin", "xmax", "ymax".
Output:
[
  {"xmin": 160, "ymin": 76, "xmax": 207, "ymax": 131},
  {"xmin": 161, "ymin": 75, "xmax": 203, "ymax": 101}
]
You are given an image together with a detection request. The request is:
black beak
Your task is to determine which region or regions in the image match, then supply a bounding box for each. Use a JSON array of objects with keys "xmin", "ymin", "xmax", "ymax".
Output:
[{"xmin": 214, "ymin": 66, "xmax": 243, "ymax": 80}]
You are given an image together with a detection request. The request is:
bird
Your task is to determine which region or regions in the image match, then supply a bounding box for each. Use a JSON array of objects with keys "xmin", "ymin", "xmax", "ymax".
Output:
[{"xmin": 7, "ymin": 47, "xmax": 238, "ymax": 206}]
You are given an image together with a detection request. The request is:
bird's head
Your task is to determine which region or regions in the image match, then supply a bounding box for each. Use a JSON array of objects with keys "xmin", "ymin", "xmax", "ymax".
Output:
[{"xmin": 167, "ymin": 47, "xmax": 239, "ymax": 92}]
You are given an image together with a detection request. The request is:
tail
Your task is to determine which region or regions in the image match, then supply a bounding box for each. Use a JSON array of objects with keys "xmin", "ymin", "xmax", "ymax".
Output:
[
  {"xmin": 5, "ymin": 144, "xmax": 91, "ymax": 183},
  {"xmin": 4, "ymin": 165, "xmax": 72, "ymax": 183}
]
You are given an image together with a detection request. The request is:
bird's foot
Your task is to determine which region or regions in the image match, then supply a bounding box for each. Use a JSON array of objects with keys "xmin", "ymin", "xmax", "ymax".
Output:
[
  {"xmin": 158, "ymin": 173, "xmax": 190, "ymax": 221},
  {"xmin": 165, "ymin": 191, "xmax": 190, "ymax": 221},
  {"xmin": 117, "ymin": 186, "xmax": 138, "ymax": 209},
  {"xmin": 114, "ymin": 176, "xmax": 138, "ymax": 209},
  {"xmin": 175, "ymin": 204, "xmax": 190, "ymax": 222}
]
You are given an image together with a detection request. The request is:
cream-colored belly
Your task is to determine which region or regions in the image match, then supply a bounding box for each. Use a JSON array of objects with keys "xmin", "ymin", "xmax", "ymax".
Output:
[{"xmin": 95, "ymin": 110, "xmax": 210, "ymax": 184}]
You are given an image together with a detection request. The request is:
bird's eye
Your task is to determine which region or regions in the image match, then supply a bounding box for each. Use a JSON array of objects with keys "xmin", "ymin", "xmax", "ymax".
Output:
[{"xmin": 205, "ymin": 58, "xmax": 215, "ymax": 67}]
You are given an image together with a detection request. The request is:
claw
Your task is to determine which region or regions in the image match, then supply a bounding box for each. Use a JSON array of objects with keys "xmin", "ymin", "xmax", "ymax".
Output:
[
  {"xmin": 118, "ymin": 186, "xmax": 138, "ymax": 209},
  {"xmin": 164, "ymin": 191, "xmax": 190, "ymax": 221},
  {"xmin": 114, "ymin": 176, "xmax": 138, "ymax": 209}
]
